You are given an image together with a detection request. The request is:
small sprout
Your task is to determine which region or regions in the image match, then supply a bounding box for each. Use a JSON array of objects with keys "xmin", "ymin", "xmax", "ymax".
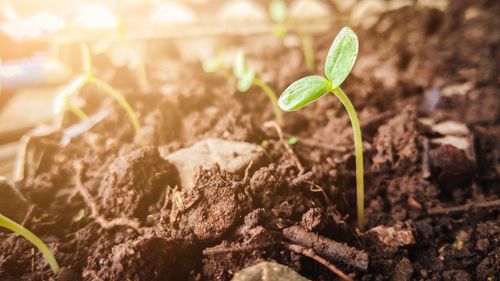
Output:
[
  {"xmin": 278, "ymin": 27, "xmax": 365, "ymax": 230},
  {"xmin": 268, "ymin": 0, "xmax": 315, "ymax": 72},
  {"xmin": 73, "ymin": 209, "xmax": 85, "ymax": 222},
  {"xmin": 261, "ymin": 140, "xmax": 269, "ymax": 148},
  {"xmin": 0, "ymin": 212, "xmax": 59, "ymax": 273},
  {"xmin": 203, "ymin": 48, "xmax": 227, "ymax": 73},
  {"xmin": 269, "ymin": 0, "xmax": 287, "ymax": 38},
  {"xmin": 269, "ymin": 0, "xmax": 287, "ymax": 23},
  {"xmin": 287, "ymin": 136, "xmax": 298, "ymax": 146},
  {"xmin": 233, "ymin": 51, "xmax": 283, "ymax": 124},
  {"xmin": 54, "ymin": 44, "xmax": 142, "ymax": 143}
]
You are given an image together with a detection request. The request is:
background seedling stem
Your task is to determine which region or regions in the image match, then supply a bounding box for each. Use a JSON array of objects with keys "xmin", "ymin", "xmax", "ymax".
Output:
[
  {"xmin": 55, "ymin": 44, "xmax": 142, "ymax": 143},
  {"xmin": 254, "ymin": 77, "xmax": 283, "ymax": 124},
  {"xmin": 233, "ymin": 51, "xmax": 283, "ymax": 124}
]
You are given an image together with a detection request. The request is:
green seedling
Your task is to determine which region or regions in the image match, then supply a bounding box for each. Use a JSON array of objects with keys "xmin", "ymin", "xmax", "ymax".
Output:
[
  {"xmin": 233, "ymin": 51, "xmax": 283, "ymax": 124},
  {"xmin": 269, "ymin": 0, "xmax": 315, "ymax": 72},
  {"xmin": 278, "ymin": 27, "xmax": 365, "ymax": 230},
  {"xmin": 202, "ymin": 48, "xmax": 227, "ymax": 74},
  {"xmin": 287, "ymin": 136, "xmax": 298, "ymax": 146},
  {"xmin": 54, "ymin": 44, "xmax": 141, "ymax": 142},
  {"xmin": 0, "ymin": 212, "xmax": 59, "ymax": 273}
]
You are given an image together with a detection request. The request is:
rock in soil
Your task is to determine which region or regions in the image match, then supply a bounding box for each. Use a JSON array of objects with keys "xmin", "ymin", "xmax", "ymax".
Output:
[
  {"xmin": 430, "ymin": 144, "xmax": 475, "ymax": 191},
  {"xmin": 0, "ymin": 178, "xmax": 29, "ymax": 225},
  {"xmin": 161, "ymin": 138, "xmax": 266, "ymax": 190},
  {"xmin": 364, "ymin": 223, "xmax": 416, "ymax": 254},
  {"xmin": 231, "ymin": 261, "xmax": 309, "ymax": 281}
]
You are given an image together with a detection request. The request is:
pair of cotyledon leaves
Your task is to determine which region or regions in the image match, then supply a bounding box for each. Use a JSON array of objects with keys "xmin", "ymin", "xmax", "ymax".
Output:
[{"xmin": 278, "ymin": 27, "xmax": 359, "ymax": 111}]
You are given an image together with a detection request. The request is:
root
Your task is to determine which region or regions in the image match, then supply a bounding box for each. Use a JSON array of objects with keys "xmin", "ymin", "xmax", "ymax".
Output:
[
  {"xmin": 264, "ymin": 121, "xmax": 305, "ymax": 174},
  {"xmin": 284, "ymin": 243, "xmax": 353, "ymax": 281},
  {"xmin": 306, "ymin": 181, "xmax": 334, "ymax": 206},
  {"xmin": 74, "ymin": 163, "xmax": 142, "ymax": 232}
]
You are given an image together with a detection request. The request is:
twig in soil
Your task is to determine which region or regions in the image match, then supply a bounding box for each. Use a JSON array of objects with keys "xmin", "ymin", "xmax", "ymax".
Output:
[
  {"xmin": 282, "ymin": 133, "xmax": 346, "ymax": 152},
  {"xmin": 242, "ymin": 160, "xmax": 255, "ymax": 185},
  {"xmin": 74, "ymin": 163, "xmax": 142, "ymax": 232},
  {"xmin": 284, "ymin": 243, "xmax": 353, "ymax": 281},
  {"xmin": 306, "ymin": 181, "xmax": 334, "ymax": 206},
  {"xmin": 21, "ymin": 204, "xmax": 35, "ymax": 226},
  {"xmin": 264, "ymin": 121, "xmax": 305, "ymax": 174},
  {"xmin": 427, "ymin": 199, "xmax": 500, "ymax": 216},
  {"xmin": 282, "ymin": 226, "xmax": 368, "ymax": 270},
  {"xmin": 290, "ymin": 171, "xmax": 314, "ymax": 187},
  {"xmin": 202, "ymin": 241, "xmax": 277, "ymax": 256}
]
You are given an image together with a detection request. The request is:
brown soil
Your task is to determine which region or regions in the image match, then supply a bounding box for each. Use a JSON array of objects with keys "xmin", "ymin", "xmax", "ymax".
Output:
[{"xmin": 1, "ymin": 1, "xmax": 499, "ymax": 280}]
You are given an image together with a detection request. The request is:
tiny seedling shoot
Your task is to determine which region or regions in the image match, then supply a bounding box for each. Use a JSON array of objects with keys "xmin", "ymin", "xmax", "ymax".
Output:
[
  {"xmin": 269, "ymin": 0, "xmax": 315, "ymax": 72},
  {"xmin": 0, "ymin": 212, "xmax": 60, "ymax": 273},
  {"xmin": 54, "ymin": 44, "xmax": 141, "ymax": 141},
  {"xmin": 233, "ymin": 51, "xmax": 283, "ymax": 124},
  {"xmin": 202, "ymin": 48, "xmax": 226, "ymax": 74},
  {"xmin": 278, "ymin": 27, "xmax": 365, "ymax": 230}
]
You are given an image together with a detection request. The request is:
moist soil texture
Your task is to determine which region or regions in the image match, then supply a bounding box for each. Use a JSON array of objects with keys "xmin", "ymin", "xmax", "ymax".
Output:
[{"xmin": 1, "ymin": 1, "xmax": 499, "ymax": 280}]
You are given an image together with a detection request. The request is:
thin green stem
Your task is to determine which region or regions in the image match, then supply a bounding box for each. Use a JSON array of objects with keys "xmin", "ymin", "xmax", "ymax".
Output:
[
  {"xmin": 57, "ymin": 75, "xmax": 88, "ymax": 121},
  {"xmin": 0, "ymin": 213, "xmax": 59, "ymax": 273},
  {"xmin": 254, "ymin": 77, "xmax": 283, "ymax": 124},
  {"xmin": 330, "ymin": 87, "xmax": 364, "ymax": 231},
  {"xmin": 67, "ymin": 103, "xmax": 88, "ymax": 121},
  {"xmin": 299, "ymin": 34, "xmax": 315, "ymax": 72},
  {"xmin": 87, "ymin": 76, "xmax": 142, "ymax": 143}
]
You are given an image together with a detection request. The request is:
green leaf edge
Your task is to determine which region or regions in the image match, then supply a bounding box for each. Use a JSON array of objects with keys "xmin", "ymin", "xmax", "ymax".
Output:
[
  {"xmin": 324, "ymin": 27, "xmax": 359, "ymax": 88},
  {"xmin": 278, "ymin": 75, "xmax": 331, "ymax": 111}
]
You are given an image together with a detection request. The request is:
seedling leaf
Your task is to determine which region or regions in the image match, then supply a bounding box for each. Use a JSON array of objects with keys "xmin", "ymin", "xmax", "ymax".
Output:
[
  {"xmin": 237, "ymin": 70, "xmax": 255, "ymax": 92},
  {"xmin": 324, "ymin": 27, "xmax": 358, "ymax": 88},
  {"xmin": 54, "ymin": 74, "xmax": 88, "ymax": 120},
  {"xmin": 0, "ymin": 213, "xmax": 59, "ymax": 273},
  {"xmin": 203, "ymin": 49, "xmax": 226, "ymax": 73},
  {"xmin": 270, "ymin": 0, "xmax": 287, "ymax": 23},
  {"xmin": 278, "ymin": 75, "xmax": 330, "ymax": 111},
  {"xmin": 287, "ymin": 136, "xmax": 298, "ymax": 145},
  {"xmin": 203, "ymin": 58, "xmax": 224, "ymax": 73}
]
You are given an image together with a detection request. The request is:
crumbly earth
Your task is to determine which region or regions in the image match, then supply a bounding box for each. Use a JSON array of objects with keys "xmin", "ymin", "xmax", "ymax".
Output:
[{"xmin": 0, "ymin": 1, "xmax": 499, "ymax": 280}]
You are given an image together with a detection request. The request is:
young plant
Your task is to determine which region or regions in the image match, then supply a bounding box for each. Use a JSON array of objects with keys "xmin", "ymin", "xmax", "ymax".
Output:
[
  {"xmin": 54, "ymin": 44, "xmax": 141, "ymax": 142},
  {"xmin": 269, "ymin": 0, "xmax": 315, "ymax": 72},
  {"xmin": 233, "ymin": 51, "xmax": 283, "ymax": 124},
  {"xmin": 0, "ymin": 212, "xmax": 60, "ymax": 273},
  {"xmin": 278, "ymin": 27, "xmax": 365, "ymax": 230},
  {"xmin": 202, "ymin": 48, "xmax": 227, "ymax": 74}
]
